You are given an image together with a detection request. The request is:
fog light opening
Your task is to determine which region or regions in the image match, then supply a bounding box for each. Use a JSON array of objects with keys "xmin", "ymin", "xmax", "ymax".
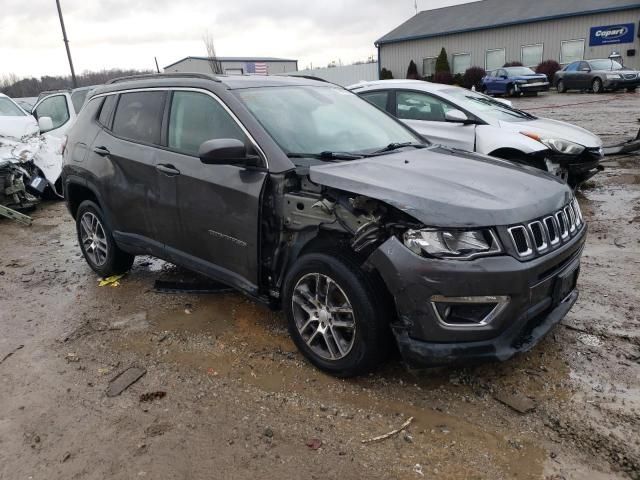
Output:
[{"xmin": 430, "ymin": 295, "xmax": 510, "ymax": 328}]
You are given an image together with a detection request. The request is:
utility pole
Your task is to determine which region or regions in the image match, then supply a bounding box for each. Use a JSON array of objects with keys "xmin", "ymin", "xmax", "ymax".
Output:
[
  {"xmin": 414, "ymin": 0, "xmax": 418, "ymax": 15},
  {"xmin": 154, "ymin": 57, "xmax": 160, "ymax": 73},
  {"xmin": 56, "ymin": 0, "xmax": 77, "ymax": 87}
]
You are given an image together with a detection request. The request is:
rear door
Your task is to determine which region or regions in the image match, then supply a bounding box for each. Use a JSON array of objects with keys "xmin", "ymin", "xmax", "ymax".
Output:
[
  {"xmin": 157, "ymin": 89, "xmax": 267, "ymax": 290},
  {"xmin": 393, "ymin": 90, "xmax": 475, "ymax": 151},
  {"xmin": 90, "ymin": 90, "xmax": 168, "ymax": 247}
]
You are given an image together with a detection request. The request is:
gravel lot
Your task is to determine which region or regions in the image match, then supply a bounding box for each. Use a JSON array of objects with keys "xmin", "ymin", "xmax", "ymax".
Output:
[{"xmin": 1, "ymin": 90, "xmax": 639, "ymax": 480}]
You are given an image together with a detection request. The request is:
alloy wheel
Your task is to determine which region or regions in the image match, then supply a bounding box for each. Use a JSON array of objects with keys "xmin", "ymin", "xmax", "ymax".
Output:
[
  {"xmin": 79, "ymin": 212, "xmax": 109, "ymax": 266},
  {"xmin": 291, "ymin": 273, "xmax": 356, "ymax": 361}
]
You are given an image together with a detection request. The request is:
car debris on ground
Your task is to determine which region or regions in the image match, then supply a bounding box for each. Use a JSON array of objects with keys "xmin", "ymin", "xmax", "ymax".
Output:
[
  {"xmin": 361, "ymin": 416, "xmax": 414, "ymax": 444},
  {"xmin": 106, "ymin": 366, "xmax": 147, "ymax": 397}
]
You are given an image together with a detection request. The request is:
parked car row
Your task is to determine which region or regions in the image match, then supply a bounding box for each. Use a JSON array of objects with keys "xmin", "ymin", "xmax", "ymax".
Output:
[{"xmin": 60, "ymin": 73, "xmax": 587, "ymax": 377}]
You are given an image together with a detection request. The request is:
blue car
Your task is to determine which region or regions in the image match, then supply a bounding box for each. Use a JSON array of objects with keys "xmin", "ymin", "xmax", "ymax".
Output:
[{"xmin": 482, "ymin": 67, "xmax": 549, "ymax": 97}]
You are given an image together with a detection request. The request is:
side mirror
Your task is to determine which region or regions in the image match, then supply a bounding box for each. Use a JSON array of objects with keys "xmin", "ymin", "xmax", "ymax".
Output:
[
  {"xmin": 198, "ymin": 138, "xmax": 259, "ymax": 166},
  {"xmin": 445, "ymin": 109, "xmax": 469, "ymax": 123},
  {"xmin": 500, "ymin": 75, "xmax": 508, "ymax": 79},
  {"xmin": 38, "ymin": 116, "xmax": 54, "ymax": 133}
]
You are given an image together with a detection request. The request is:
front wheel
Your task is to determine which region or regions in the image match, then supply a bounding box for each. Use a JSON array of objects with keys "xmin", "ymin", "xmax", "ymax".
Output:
[
  {"xmin": 76, "ymin": 200, "xmax": 134, "ymax": 277},
  {"xmin": 283, "ymin": 253, "xmax": 390, "ymax": 377},
  {"xmin": 592, "ymin": 78, "xmax": 603, "ymax": 94},
  {"xmin": 507, "ymin": 84, "xmax": 519, "ymax": 97},
  {"xmin": 627, "ymin": 87, "xmax": 637, "ymax": 93},
  {"xmin": 556, "ymin": 80, "xmax": 566, "ymax": 93}
]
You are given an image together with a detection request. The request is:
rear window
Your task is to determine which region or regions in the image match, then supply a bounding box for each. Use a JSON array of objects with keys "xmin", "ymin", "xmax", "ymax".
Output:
[
  {"xmin": 98, "ymin": 95, "xmax": 117, "ymax": 128},
  {"xmin": 112, "ymin": 91, "xmax": 166, "ymax": 145}
]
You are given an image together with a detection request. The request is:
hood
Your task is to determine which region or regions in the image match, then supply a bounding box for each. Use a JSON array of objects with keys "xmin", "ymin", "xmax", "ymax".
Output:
[
  {"xmin": 0, "ymin": 115, "xmax": 39, "ymax": 139},
  {"xmin": 499, "ymin": 117, "xmax": 602, "ymax": 148},
  {"xmin": 309, "ymin": 147, "xmax": 572, "ymax": 228}
]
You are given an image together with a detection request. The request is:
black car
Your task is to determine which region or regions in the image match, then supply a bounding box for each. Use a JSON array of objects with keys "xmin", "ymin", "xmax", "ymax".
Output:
[
  {"xmin": 62, "ymin": 74, "xmax": 586, "ymax": 376},
  {"xmin": 554, "ymin": 59, "xmax": 640, "ymax": 93}
]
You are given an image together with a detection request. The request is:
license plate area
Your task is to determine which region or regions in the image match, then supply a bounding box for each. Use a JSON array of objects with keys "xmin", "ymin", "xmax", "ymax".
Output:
[{"xmin": 553, "ymin": 264, "xmax": 579, "ymax": 305}]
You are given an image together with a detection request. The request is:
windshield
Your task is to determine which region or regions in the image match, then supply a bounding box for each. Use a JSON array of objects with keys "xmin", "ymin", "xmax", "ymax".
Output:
[
  {"xmin": 442, "ymin": 88, "xmax": 534, "ymax": 123},
  {"xmin": 235, "ymin": 86, "xmax": 421, "ymax": 156},
  {"xmin": 506, "ymin": 67, "xmax": 537, "ymax": 76},
  {"xmin": 0, "ymin": 97, "xmax": 26, "ymax": 117},
  {"xmin": 589, "ymin": 59, "xmax": 623, "ymax": 71}
]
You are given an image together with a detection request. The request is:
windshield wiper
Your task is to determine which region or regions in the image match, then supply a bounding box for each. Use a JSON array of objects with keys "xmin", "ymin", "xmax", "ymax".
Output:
[
  {"xmin": 372, "ymin": 142, "xmax": 427, "ymax": 155},
  {"xmin": 287, "ymin": 151, "xmax": 365, "ymax": 160}
]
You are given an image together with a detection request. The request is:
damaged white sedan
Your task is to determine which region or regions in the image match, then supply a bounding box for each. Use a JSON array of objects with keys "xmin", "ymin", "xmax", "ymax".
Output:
[{"xmin": 0, "ymin": 93, "xmax": 64, "ymax": 210}]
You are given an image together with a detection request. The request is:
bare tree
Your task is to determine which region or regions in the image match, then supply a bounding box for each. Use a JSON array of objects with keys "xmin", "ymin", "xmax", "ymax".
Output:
[{"xmin": 203, "ymin": 31, "xmax": 223, "ymax": 75}]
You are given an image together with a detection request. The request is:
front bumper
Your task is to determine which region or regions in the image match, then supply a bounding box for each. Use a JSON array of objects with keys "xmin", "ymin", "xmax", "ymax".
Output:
[
  {"xmin": 603, "ymin": 78, "xmax": 640, "ymax": 90},
  {"xmin": 529, "ymin": 147, "xmax": 604, "ymax": 187},
  {"xmin": 368, "ymin": 227, "xmax": 586, "ymax": 367},
  {"xmin": 515, "ymin": 81, "xmax": 550, "ymax": 93}
]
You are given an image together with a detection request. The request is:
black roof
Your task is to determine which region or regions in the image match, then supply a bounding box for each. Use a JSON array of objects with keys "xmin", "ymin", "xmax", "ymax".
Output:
[{"xmin": 376, "ymin": 0, "xmax": 640, "ymax": 45}]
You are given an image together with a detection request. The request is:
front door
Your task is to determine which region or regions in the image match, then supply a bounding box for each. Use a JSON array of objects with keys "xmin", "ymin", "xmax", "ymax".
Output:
[
  {"xmin": 158, "ymin": 90, "xmax": 267, "ymax": 290},
  {"xmin": 394, "ymin": 90, "xmax": 475, "ymax": 151},
  {"xmin": 32, "ymin": 94, "xmax": 73, "ymax": 137}
]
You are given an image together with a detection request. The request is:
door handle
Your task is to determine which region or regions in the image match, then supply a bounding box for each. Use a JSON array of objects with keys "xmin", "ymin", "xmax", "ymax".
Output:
[
  {"xmin": 156, "ymin": 163, "xmax": 181, "ymax": 176},
  {"xmin": 93, "ymin": 146, "xmax": 110, "ymax": 156}
]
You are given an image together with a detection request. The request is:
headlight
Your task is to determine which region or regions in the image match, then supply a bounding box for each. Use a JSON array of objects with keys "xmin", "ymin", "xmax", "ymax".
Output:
[
  {"xmin": 403, "ymin": 229, "xmax": 502, "ymax": 260},
  {"xmin": 606, "ymin": 73, "xmax": 622, "ymax": 79},
  {"xmin": 521, "ymin": 132, "xmax": 585, "ymax": 155}
]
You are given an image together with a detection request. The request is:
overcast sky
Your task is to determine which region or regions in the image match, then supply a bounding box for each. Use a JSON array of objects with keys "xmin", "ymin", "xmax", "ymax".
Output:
[{"xmin": 1, "ymin": 0, "xmax": 475, "ymax": 78}]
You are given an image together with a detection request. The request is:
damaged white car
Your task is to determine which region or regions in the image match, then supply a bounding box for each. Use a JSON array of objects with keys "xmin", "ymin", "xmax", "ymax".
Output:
[{"xmin": 0, "ymin": 93, "xmax": 64, "ymax": 210}]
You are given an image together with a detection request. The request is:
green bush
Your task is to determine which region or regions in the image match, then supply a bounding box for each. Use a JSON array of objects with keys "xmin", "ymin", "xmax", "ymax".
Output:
[
  {"xmin": 433, "ymin": 71, "xmax": 454, "ymax": 85},
  {"xmin": 406, "ymin": 60, "xmax": 419, "ymax": 80},
  {"xmin": 435, "ymin": 48, "xmax": 451, "ymax": 73},
  {"xmin": 380, "ymin": 68, "xmax": 394, "ymax": 80},
  {"xmin": 503, "ymin": 61, "xmax": 523, "ymax": 67}
]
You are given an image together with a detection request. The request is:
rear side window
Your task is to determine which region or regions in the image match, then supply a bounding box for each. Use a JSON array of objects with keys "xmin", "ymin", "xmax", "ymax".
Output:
[
  {"xmin": 34, "ymin": 95, "xmax": 69, "ymax": 129},
  {"xmin": 98, "ymin": 95, "xmax": 117, "ymax": 128},
  {"xmin": 360, "ymin": 91, "xmax": 389, "ymax": 111},
  {"xmin": 168, "ymin": 91, "xmax": 247, "ymax": 156},
  {"xmin": 112, "ymin": 91, "xmax": 166, "ymax": 145},
  {"xmin": 71, "ymin": 90, "xmax": 89, "ymax": 113}
]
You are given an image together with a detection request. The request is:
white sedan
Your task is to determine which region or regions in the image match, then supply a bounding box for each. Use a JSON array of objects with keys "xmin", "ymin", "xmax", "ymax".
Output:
[{"xmin": 348, "ymin": 80, "xmax": 603, "ymax": 187}]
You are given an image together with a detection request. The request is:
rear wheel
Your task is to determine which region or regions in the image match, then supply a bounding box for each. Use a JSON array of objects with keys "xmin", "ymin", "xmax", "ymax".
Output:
[
  {"xmin": 627, "ymin": 87, "xmax": 637, "ymax": 93},
  {"xmin": 556, "ymin": 80, "xmax": 566, "ymax": 93},
  {"xmin": 592, "ymin": 78, "xmax": 603, "ymax": 94},
  {"xmin": 283, "ymin": 253, "xmax": 389, "ymax": 377},
  {"xmin": 75, "ymin": 200, "xmax": 134, "ymax": 277}
]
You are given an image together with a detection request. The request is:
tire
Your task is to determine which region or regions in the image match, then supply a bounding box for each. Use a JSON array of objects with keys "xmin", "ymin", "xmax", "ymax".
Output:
[
  {"xmin": 592, "ymin": 78, "xmax": 603, "ymax": 94},
  {"xmin": 282, "ymin": 253, "xmax": 390, "ymax": 377},
  {"xmin": 556, "ymin": 80, "xmax": 566, "ymax": 93},
  {"xmin": 627, "ymin": 87, "xmax": 637, "ymax": 93},
  {"xmin": 507, "ymin": 84, "xmax": 519, "ymax": 97},
  {"xmin": 75, "ymin": 200, "xmax": 134, "ymax": 277}
]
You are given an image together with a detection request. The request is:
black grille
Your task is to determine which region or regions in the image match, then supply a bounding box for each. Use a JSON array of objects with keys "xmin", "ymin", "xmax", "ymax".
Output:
[{"xmin": 508, "ymin": 200, "xmax": 584, "ymax": 258}]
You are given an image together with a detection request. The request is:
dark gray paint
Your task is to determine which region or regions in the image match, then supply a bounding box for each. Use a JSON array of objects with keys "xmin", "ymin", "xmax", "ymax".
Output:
[{"xmin": 309, "ymin": 146, "xmax": 571, "ymax": 228}]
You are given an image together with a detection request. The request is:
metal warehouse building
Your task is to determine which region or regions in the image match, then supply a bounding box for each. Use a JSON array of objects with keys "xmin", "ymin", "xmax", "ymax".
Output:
[
  {"xmin": 376, "ymin": 0, "xmax": 640, "ymax": 78},
  {"xmin": 164, "ymin": 56, "xmax": 298, "ymax": 75}
]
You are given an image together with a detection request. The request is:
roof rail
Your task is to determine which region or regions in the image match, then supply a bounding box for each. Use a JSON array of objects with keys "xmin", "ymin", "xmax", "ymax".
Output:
[
  {"xmin": 37, "ymin": 88, "xmax": 72, "ymax": 101},
  {"xmin": 106, "ymin": 73, "xmax": 221, "ymax": 84},
  {"xmin": 281, "ymin": 74, "xmax": 330, "ymax": 83}
]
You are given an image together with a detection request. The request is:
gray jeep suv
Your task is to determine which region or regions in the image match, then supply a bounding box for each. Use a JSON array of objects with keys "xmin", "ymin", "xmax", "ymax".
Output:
[{"xmin": 62, "ymin": 73, "xmax": 586, "ymax": 377}]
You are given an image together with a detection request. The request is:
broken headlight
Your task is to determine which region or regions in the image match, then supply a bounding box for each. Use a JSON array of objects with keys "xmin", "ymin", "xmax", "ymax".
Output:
[
  {"xmin": 521, "ymin": 132, "xmax": 585, "ymax": 155},
  {"xmin": 403, "ymin": 229, "xmax": 502, "ymax": 260}
]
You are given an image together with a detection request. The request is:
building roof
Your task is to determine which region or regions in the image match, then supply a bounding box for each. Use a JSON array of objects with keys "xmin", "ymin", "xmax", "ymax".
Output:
[
  {"xmin": 164, "ymin": 56, "xmax": 298, "ymax": 69},
  {"xmin": 376, "ymin": 0, "xmax": 640, "ymax": 45}
]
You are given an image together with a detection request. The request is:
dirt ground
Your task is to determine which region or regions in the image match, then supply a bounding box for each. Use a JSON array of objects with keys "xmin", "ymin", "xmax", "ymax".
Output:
[{"xmin": 1, "ymin": 91, "xmax": 639, "ymax": 480}]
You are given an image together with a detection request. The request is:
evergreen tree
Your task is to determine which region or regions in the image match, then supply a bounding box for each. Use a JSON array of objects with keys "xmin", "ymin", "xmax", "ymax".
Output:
[{"xmin": 435, "ymin": 48, "xmax": 451, "ymax": 73}]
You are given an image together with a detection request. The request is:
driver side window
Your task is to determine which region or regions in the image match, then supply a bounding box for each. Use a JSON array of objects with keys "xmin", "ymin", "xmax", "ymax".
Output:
[
  {"xmin": 34, "ymin": 95, "xmax": 69, "ymax": 130},
  {"xmin": 168, "ymin": 91, "xmax": 248, "ymax": 156},
  {"xmin": 396, "ymin": 91, "xmax": 452, "ymax": 122}
]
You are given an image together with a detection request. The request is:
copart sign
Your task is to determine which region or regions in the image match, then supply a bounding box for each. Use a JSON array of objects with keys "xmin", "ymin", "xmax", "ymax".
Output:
[{"xmin": 589, "ymin": 23, "xmax": 635, "ymax": 46}]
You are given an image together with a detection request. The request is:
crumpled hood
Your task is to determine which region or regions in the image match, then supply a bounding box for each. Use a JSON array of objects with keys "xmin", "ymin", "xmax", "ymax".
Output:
[
  {"xmin": 0, "ymin": 116, "xmax": 39, "ymax": 139},
  {"xmin": 500, "ymin": 117, "xmax": 602, "ymax": 148},
  {"xmin": 309, "ymin": 146, "xmax": 573, "ymax": 228}
]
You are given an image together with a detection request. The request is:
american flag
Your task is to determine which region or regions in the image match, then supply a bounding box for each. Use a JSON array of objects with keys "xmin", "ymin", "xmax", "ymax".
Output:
[{"xmin": 246, "ymin": 62, "xmax": 268, "ymax": 75}]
